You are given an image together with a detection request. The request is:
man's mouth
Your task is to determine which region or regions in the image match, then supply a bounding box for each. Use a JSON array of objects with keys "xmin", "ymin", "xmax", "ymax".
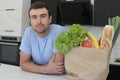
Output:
[
  {"xmin": 36, "ymin": 24, "xmax": 44, "ymax": 29},
  {"xmin": 37, "ymin": 24, "xmax": 43, "ymax": 27}
]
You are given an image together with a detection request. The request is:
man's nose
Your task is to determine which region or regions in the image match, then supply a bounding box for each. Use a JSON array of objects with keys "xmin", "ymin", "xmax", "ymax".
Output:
[{"xmin": 37, "ymin": 17, "xmax": 41, "ymax": 22}]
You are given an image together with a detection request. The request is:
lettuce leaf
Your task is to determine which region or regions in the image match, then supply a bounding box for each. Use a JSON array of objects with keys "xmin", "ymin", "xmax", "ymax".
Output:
[{"xmin": 55, "ymin": 24, "xmax": 88, "ymax": 54}]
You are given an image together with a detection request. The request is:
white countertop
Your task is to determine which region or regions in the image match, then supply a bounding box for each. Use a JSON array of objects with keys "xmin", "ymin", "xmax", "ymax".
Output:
[
  {"xmin": 0, "ymin": 63, "xmax": 67, "ymax": 80},
  {"xmin": 0, "ymin": 62, "xmax": 120, "ymax": 80}
]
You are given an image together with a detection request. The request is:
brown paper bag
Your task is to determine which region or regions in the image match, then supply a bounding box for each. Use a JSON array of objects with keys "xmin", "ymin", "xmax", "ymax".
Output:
[{"xmin": 65, "ymin": 47, "xmax": 110, "ymax": 80}]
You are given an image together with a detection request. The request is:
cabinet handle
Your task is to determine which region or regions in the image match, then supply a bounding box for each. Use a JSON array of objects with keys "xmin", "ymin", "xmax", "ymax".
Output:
[
  {"xmin": 6, "ymin": 9, "xmax": 15, "ymax": 11},
  {"xmin": 4, "ymin": 30, "xmax": 14, "ymax": 32},
  {"xmin": 0, "ymin": 42, "xmax": 18, "ymax": 46}
]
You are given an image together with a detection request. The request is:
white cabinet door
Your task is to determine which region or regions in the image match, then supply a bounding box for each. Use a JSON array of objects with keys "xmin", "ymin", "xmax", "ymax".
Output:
[
  {"xmin": 0, "ymin": 0, "xmax": 22, "ymax": 10},
  {"xmin": 0, "ymin": 10, "xmax": 22, "ymax": 36},
  {"xmin": 0, "ymin": 0, "xmax": 30, "ymax": 37}
]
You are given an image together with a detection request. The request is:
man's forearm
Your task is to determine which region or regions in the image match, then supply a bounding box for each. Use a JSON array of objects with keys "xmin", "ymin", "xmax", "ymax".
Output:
[
  {"xmin": 20, "ymin": 60, "xmax": 46, "ymax": 74},
  {"xmin": 19, "ymin": 52, "xmax": 64, "ymax": 74}
]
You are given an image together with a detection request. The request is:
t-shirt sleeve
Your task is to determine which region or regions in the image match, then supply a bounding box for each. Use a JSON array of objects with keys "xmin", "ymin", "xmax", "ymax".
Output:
[
  {"xmin": 19, "ymin": 28, "xmax": 32, "ymax": 55},
  {"xmin": 53, "ymin": 26, "xmax": 66, "ymax": 53}
]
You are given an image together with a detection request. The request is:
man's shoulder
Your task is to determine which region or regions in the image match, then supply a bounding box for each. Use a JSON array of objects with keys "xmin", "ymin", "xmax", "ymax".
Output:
[
  {"xmin": 50, "ymin": 24, "xmax": 66, "ymax": 32},
  {"xmin": 25, "ymin": 26, "xmax": 33, "ymax": 32},
  {"xmin": 49, "ymin": 24, "xmax": 67, "ymax": 38},
  {"xmin": 50, "ymin": 24, "xmax": 64, "ymax": 28},
  {"xmin": 24, "ymin": 26, "xmax": 35, "ymax": 34},
  {"xmin": 23, "ymin": 26, "xmax": 36, "ymax": 39}
]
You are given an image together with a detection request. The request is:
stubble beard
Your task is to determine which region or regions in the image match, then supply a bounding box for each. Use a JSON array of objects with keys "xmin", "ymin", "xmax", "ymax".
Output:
[{"xmin": 36, "ymin": 25, "xmax": 50, "ymax": 36}]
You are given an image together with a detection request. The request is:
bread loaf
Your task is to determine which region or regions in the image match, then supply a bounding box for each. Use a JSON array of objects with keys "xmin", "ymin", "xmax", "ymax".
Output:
[{"xmin": 100, "ymin": 25, "xmax": 114, "ymax": 49}]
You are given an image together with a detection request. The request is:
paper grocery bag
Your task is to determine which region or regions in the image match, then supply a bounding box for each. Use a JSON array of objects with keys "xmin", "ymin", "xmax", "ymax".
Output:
[{"xmin": 65, "ymin": 47, "xmax": 110, "ymax": 80}]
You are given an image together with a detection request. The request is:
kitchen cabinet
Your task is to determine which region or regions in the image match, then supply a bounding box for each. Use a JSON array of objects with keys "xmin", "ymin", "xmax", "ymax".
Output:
[
  {"xmin": 0, "ymin": 41, "xmax": 20, "ymax": 66},
  {"xmin": 94, "ymin": 0, "xmax": 120, "ymax": 26},
  {"xmin": 0, "ymin": 0, "xmax": 30, "ymax": 42},
  {"xmin": 107, "ymin": 64, "xmax": 120, "ymax": 80},
  {"xmin": 59, "ymin": 0, "xmax": 92, "ymax": 25}
]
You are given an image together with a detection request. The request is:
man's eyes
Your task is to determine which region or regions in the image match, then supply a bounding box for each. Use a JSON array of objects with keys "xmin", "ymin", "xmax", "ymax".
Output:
[
  {"xmin": 31, "ymin": 15, "xmax": 37, "ymax": 19},
  {"xmin": 40, "ymin": 14, "xmax": 47, "ymax": 18},
  {"xmin": 31, "ymin": 14, "xmax": 47, "ymax": 19}
]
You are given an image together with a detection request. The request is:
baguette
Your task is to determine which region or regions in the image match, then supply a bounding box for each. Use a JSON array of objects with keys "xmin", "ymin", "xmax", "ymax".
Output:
[{"xmin": 100, "ymin": 25, "xmax": 114, "ymax": 49}]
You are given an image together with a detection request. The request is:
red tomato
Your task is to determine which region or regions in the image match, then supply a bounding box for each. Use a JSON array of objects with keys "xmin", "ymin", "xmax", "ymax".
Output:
[{"xmin": 82, "ymin": 40, "xmax": 93, "ymax": 48}]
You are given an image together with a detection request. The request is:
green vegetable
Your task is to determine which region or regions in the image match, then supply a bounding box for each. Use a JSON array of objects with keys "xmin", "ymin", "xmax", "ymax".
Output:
[
  {"xmin": 108, "ymin": 16, "xmax": 120, "ymax": 48},
  {"xmin": 55, "ymin": 24, "xmax": 88, "ymax": 54}
]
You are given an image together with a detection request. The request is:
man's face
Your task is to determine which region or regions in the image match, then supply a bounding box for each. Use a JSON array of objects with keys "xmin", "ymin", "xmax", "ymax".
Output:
[{"xmin": 29, "ymin": 8, "xmax": 52, "ymax": 35}]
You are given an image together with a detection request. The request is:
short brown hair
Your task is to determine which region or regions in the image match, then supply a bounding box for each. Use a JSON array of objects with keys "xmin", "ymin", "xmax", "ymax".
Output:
[{"xmin": 28, "ymin": 1, "xmax": 52, "ymax": 17}]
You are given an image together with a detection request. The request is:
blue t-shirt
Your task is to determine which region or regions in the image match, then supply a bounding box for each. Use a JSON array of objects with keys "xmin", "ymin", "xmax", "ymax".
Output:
[{"xmin": 19, "ymin": 24, "xmax": 66, "ymax": 65}]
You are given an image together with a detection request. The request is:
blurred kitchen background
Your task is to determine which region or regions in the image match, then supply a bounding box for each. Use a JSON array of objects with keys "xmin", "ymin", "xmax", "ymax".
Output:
[{"xmin": 0, "ymin": 0, "xmax": 120, "ymax": 80}]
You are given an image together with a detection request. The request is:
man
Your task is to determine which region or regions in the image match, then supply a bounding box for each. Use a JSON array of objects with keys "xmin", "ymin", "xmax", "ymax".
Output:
[{"xmin": 19, "ymin": 1, "xmax": 65, "ymax": 74}]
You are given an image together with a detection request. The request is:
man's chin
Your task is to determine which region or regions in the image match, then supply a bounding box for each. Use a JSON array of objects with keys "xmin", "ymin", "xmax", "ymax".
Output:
[{"xmin": 37, "ymin": 30, "xmax": 46, "ymax": 34}]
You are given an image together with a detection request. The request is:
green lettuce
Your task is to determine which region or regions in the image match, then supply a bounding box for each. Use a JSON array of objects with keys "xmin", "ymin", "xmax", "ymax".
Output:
[{"xmin": 55, "ymin": 24, "xmax": 88, "ymax": 54}]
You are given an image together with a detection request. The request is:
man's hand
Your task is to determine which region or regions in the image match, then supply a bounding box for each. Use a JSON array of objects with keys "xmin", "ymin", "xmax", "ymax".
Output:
[{"xmin": 44, "ymin": 54, "xmax": 64, "ymax": 74}]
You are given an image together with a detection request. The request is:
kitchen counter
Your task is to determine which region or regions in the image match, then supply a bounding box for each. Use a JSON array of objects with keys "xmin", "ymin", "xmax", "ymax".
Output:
[
  {"xmin": 107, "ymin": 64, "xmax": 120, "ymax": 80},
  {"xmin": 0, "ymin": 63, "xmax": 67, "ymax": 80}
]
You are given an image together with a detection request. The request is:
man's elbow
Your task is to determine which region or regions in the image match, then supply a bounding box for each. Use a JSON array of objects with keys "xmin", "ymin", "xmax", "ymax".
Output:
[{"xmin": 19, "ymin": 61, "xmax": 26, "ymax": 71}]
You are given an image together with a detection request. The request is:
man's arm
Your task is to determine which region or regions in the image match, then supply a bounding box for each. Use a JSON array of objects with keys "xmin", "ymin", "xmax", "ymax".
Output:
[{"xmin": 19, "ymin": 51, "xmax": 64, "ymax": 74}]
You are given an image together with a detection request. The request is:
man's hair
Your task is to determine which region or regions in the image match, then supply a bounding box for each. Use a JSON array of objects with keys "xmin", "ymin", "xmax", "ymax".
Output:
[{"xmin": 28, "ymin": 1, "xmax": 52, "ymax": 17}]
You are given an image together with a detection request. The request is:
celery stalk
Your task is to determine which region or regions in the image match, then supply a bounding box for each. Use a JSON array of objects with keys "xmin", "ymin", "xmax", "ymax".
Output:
[{"xmin": 109, "ymin": 16, "xmax": 120, "ymax": 48}]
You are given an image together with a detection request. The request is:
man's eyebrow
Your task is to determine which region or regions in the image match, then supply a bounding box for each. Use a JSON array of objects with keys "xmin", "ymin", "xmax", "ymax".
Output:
[
  {"xmin": 40, "ymin": 14, "xmax": 47, "ymax": 16},
  {"xmin": 30, "ymin": 13, "xmax": 48, "ymax": 18},
  {"xmin": 31, "ymin": 15, "xmax": 36, "ymax": 17}
]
